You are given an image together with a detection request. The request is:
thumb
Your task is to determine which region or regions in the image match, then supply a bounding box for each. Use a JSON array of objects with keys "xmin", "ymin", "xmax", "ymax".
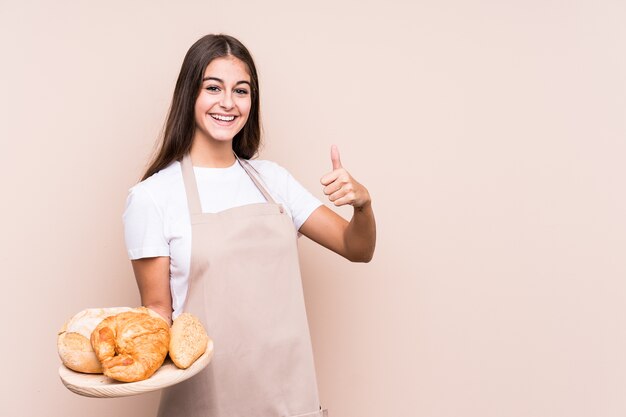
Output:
[{"xmin": 331, "ymin": 145, "xmax": 342, "ymax": 170}]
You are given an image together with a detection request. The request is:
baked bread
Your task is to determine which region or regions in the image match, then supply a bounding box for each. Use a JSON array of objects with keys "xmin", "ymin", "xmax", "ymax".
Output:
[
  {"xmin": 91, "ymin": 311, "xmax": 170, "ymax": 382},
  {"xmin": 169, "ymin": 313, "xmax": 210, "ymax": 369},
  {"xmin": 57, "ymin": 307, "xmax": 134, "ymax": 373},
  {"xmin": 58, "ymin": 307, "xmax": 168, "ymax": 374}
]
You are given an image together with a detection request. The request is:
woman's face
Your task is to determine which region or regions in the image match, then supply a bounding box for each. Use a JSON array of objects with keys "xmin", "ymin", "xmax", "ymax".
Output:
[{"xmin": 193, "ymin": 56, "xmax": 252, "ymax": 144}]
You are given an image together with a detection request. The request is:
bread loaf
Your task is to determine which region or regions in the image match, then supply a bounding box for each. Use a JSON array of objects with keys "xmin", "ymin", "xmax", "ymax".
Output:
[
  {"xmin": 59, "ymin": 307, "xmax": 209, "ymax": 380},
  {"xmin": 57, "ymin": 307, "xmax": 134, "ymax": 373},
  {"xmin": 58, "ymin": 307, "xmax": 168, "ymax": 374},
  {"xmin": 91, "ymin": 310, "xmax": 170, "ymax": 382},
  {"xmin": 169, "ymin": 313, "xmax": 210, "ymax": 369}
]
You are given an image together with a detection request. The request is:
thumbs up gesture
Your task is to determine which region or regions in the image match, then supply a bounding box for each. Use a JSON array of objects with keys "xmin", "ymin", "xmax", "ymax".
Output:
[{"xmin": 320, "ymin": 145, "xmax": 371, "ymax": 209}]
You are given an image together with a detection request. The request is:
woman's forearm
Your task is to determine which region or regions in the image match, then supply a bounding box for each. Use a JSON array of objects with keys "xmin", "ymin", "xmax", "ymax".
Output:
[
  {"xmin": 132, "ymin": 257, "xmax": 173, "ymax": 325},
  {"xmin": 344, "ymin": 201, "xmax": 376, "ymax": 262}
]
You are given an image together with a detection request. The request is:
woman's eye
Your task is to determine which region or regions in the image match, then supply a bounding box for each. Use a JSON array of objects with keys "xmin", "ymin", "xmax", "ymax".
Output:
[
  {"xmin": 235, "ymin": 89, "xmax": 249, "ymax": 95},
  {"xmin": 206, "ymin": 85, "xmax": 220, "ymax": 92}
]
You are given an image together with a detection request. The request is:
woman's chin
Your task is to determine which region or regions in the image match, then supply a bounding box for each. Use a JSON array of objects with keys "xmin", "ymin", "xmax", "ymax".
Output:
[{"xmin": 196, "ymin": 130, "xmax": 237, "ymax": 144}]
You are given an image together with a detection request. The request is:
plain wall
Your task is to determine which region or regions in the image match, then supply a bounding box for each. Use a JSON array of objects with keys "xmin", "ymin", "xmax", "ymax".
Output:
[{"xmin": 1, "ymin": 0, "xmax": 625, "ymax": 416}]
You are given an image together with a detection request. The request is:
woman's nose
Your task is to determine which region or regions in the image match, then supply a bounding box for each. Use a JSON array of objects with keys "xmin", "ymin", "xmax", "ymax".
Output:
[{"xmin": 220, "ymin": 92, "xmax": 234, "ymax": 109}]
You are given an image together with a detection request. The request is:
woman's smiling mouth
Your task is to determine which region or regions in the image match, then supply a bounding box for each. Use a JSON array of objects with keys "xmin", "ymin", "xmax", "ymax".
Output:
[{"xmin": 210, "ymin": 113, "xmax": 236, "ymax": 122}]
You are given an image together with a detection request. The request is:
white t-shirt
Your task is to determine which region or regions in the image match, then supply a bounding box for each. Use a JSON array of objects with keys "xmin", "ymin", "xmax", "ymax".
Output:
[{"xmin": 123, "ymin": 159, "xmax": 323, "ymax": 319}]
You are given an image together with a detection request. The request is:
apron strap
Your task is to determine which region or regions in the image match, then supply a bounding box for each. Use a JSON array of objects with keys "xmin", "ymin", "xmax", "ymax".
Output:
[
  {"xmin": 180, "ymin": 153, "xmax": 203, "ymax": 215},
  {"xmin": 180, "ymin": 153, "xmax": 278, "ymax": 216},
  {"xmin": 235, "ymin": 154, "xmax": 277, "ymax": 205}
]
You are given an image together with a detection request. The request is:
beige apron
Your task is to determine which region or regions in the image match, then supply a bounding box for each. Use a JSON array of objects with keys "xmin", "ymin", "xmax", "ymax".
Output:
[{"xmin": 157, "ymin": 154, "xmax": 328, "ymax": 417}]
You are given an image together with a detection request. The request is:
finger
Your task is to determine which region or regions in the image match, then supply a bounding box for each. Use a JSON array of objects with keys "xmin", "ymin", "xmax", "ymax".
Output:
[
  {"xmin": 327, "ymin": 180, "xmax": 353, "ymax": 198},
  {"xmin": 320, "ymin": 170, "xmax": 340, "ymax": 186},
  {"xmin": 328, "ymin": 187, "xmax": 348, "ymax": 202},
  {"xmin": 323, "ymin": 180, "xmax": 344, "ymax": 196},
  {"xmin": 331, "ymin": 145, "xmax": 342, "ymax": 170},
  {"xmin": 322, "ymin": 169, "xmax": 350, "ymax": 186},
  {"xmin": 333, "ymin": 192, "xmax": 356, "ymax": 207}
]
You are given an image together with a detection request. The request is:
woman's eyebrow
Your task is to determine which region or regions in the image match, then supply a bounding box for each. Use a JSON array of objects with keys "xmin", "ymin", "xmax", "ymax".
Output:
[{"xmin": 202, "ymin": 76, "xmax": 251, "ymax": 86}]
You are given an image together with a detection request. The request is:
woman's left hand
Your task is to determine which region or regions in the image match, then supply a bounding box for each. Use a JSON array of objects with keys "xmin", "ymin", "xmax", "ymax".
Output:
[
  {"xmin": 300, "ymin": 145, "xmax": 376, "ymax": 262},
  {"xmin": 320, "ymin": 145, "xmax": 371, "ymax": 209}
]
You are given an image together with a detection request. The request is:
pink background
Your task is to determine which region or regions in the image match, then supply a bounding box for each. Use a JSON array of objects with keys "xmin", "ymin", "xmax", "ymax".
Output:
[{"xmin": 1, "ymin": 0, "xmax": 625, "ymax": 416}]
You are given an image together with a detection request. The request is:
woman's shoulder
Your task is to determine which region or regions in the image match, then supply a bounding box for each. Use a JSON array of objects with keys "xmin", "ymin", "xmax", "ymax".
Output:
[
  {"xmin": 245, "ymin": 158, "xmax": 314, "ymax": 200},
  {"xmin": 246, "ymin": 158, "xmax": 290, "ymax": 181},
  {"xmin": 132, "ymin": 161, "xmax": 181, "ymax": 188},
  {"xmin": 127, "ymin": 161, "xmax": 184, "ymax": 206},
  {"xmin": 247, "ymin": 158, "xmax": 277, "ymax": 169}
]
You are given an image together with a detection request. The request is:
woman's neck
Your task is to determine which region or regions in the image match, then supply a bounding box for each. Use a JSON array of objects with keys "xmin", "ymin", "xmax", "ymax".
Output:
[{"xmin": 189, "ymin": 135, "xmax": 236, "ymax": 168}]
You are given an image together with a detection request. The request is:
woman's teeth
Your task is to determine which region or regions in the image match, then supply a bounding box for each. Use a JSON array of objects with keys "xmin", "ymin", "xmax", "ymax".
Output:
[{"xmin": 211, "ymin": 114, "xmax": 235, "ymax": 121}]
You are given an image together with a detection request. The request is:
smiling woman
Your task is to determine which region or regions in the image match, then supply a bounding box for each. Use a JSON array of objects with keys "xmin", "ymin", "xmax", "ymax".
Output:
[
  {"xmin": 123, "ymin": 33, "xmax": 375, "ymax": 417},
  {"xmin": 140, "ymin": 34, "xmax": 262, "ymax": 179}
]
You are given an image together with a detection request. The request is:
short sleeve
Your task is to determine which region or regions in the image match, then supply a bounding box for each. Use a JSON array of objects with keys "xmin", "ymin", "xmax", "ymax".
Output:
[
  {"xmin": 122, "ymin": 185, "xmax": 170, "ymax": 260},
  {"xmin": 281, "ymin": 168, "xmax": 323, "ymax": 231}
]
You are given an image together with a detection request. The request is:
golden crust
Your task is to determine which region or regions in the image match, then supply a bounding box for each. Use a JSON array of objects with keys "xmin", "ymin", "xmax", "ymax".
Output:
[{"xmin": 91, "ymin": 311, "xmax": 170, "ymax": 382}]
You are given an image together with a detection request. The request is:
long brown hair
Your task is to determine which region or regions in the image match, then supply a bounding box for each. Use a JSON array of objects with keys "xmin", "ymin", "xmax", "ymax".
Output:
[{"xmin": 142, "ymin": 34, "xmax": 261, "ymax": 181}]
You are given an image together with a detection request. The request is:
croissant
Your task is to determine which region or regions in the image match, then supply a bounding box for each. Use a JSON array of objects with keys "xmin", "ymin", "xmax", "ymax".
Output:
[{"xmin": 90, "ymin": 311, "xmax": 170, "ymax": 382}]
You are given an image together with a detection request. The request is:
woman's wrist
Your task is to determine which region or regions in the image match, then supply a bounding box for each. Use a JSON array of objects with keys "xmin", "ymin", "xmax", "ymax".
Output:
[{"xmin": 353, "ymin": 191, "xmax": 372, "ymax": 211}]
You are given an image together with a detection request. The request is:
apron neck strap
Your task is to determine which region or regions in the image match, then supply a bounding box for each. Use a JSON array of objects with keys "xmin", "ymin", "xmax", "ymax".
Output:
[
  {"xmin": 180, "ymin": 153, "xmax": 277, "ymax": 216},
  {"xmin": 234, "ymin": 154, "xmax": 277, "ymax": 205},
  {"xmin": 181, "ymin": 153, "xmax": 203, "ymax": 215}
]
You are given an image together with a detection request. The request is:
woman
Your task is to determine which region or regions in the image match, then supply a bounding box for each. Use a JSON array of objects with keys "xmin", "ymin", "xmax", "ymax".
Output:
[{"xmin": 123, "ymin": 34, "xmax": 376, "ymax": 417}]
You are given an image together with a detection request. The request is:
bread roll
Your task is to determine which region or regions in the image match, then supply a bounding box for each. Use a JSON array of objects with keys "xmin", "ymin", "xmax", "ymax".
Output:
[
  {"xmin": 57, "ymin": 307, "xmax": 134, "ymax": 373},
  {"xmin": 58, "ymin": 307, "xmax": 168, "ymax": 374},
  {"xmin": 169, "ymin": 313, "xmax": 210, "ymax": 369},
  {"xmin": 91, "ymin": 311, "xmax": 170, "ymax": 382}
]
